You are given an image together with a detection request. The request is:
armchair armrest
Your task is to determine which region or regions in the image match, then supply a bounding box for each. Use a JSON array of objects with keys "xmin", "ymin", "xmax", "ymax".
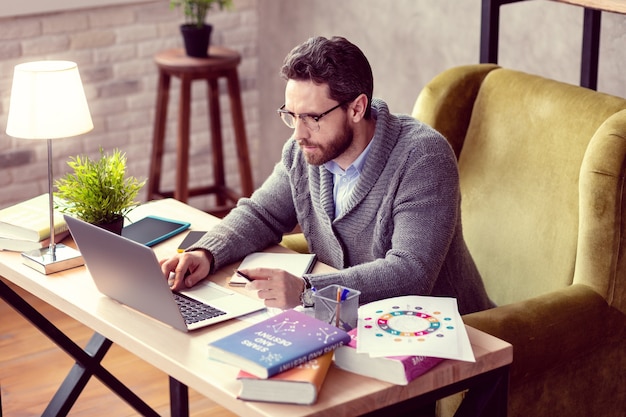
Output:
[
  {"xmin": 462, "ymin": 284, "xmax": 624, "ymax": 381},
  {"xmin": 279, "ymin": 232, "xmax": 309, "ymax": 254}
]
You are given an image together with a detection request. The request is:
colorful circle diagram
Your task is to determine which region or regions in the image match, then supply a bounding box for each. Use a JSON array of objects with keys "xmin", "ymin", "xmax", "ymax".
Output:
[
  {"xmin": 358, "ymin": 297, "xmax": 469, "ymax": 357},
  {"xmin": 362, "ymin": 303, "xmax": 455, "ymax": 342},
  {"xmin": 377, "ymin": 310, "xmax": 441, "ymax": 336}
]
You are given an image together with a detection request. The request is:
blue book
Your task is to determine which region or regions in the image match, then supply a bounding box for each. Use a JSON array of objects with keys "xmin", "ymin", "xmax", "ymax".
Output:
[{"xmin": 207, "ymin": 309, "xmax": 350, "ymax": 378}]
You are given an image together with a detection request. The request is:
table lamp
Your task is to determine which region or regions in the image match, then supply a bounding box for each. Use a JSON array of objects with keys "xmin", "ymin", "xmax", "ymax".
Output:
[{"xmin": 6, "ymin": 61, "xmax": 93, "ymax": 274}]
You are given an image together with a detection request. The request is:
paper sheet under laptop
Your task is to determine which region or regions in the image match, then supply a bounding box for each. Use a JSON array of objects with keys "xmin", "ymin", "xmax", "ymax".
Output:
[{"xmin": 229, "ymin": 252, "xmax": 317, "ymax": 286}]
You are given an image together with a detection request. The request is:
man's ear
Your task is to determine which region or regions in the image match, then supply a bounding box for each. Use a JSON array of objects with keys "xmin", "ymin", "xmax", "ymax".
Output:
[{"xmin": 348, "ymin": 93, "xmax": 369, "ymax": 122}]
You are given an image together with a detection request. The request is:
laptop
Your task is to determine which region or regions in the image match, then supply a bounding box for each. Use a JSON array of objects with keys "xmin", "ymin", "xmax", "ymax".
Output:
[{"xmin": 64, "ymin": 215, "xmax": 265, "ymax": 332}]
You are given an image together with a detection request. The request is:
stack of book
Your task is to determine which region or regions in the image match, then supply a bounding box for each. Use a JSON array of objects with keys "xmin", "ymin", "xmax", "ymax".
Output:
[
  {"xmin": 207, "ymin": 309, "xmax": 350, "ymax": 405},
  {"xmin": 334, "ymin": 295, "xmax": 475, "ymax": 384},
  {"xmin": 0, "ymin": 194, "xmax": 70, "ymax": 252},
  {"xmin": 236, "ymin": 351, "xmax": 334, "ymax": 405},
  {"xmin": 333, "ymin": 328, "xmax": 444, "ymax": 385}
]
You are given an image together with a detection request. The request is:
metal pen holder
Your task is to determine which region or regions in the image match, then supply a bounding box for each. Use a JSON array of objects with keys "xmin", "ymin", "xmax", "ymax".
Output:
[{"xmin": 313, "ymin": 284, "xmax": 360, "ymax": 331}]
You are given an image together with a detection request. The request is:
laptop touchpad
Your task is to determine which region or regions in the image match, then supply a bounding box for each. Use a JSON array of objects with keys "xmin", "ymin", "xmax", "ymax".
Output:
[{"xmin": 181, "ymin": 281, "xmax": 233, "ymax": 302}]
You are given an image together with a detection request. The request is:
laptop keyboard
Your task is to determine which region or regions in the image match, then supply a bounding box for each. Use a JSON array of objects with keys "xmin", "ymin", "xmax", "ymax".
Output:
[{"xmin": 173, "ymin": 292, "xmax": 227, "ymax": 324}]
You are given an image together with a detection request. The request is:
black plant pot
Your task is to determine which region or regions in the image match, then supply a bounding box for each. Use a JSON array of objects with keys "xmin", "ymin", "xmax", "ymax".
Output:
[
  {"xmin": 180, "ymin": 24, "xmax": 212, "ymax": 58},
  {"xmin": 95, "ymin": 216, "xmax": 124, "ymax": 235}
]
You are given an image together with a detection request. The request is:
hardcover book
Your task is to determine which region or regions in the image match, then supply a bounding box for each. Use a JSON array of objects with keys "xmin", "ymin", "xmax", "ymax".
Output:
[
  {"xmin": 0, "ymin": 194, "xmax": 68, "ymax": 242},
  {"xmin": 236, "ymin": 350, "xmax": 333, "ymax": 405},
  {"xmin": 0, "ymin": 230, "xmax": 70, "ymax": 252},
  {"xmin": 207, "ymin": 309, "xmax": 350, "ymax": 378},
  {"xmin": 333, "ymin": 328, "xmax": 444, "ymax": 385}
]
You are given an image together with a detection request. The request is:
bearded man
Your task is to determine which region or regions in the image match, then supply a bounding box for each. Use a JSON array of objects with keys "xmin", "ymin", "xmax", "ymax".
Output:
[{"xmin": 161, "ymin": 36, "xmax": 492, "ymax": 316}]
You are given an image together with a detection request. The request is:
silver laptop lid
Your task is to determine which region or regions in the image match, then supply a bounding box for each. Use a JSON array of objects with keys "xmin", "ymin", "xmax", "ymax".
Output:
[{"xmin": 65, "ymin": 214, "xmax": 193, "ymax": 331}]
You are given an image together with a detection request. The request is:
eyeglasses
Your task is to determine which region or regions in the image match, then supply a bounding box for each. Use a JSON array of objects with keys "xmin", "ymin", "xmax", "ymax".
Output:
[{"xmin": 277, "ymin": 102, "xmax": 345, "ymax": 132}]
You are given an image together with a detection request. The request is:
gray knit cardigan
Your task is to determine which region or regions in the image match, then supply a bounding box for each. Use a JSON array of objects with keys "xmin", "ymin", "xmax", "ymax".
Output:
[{"xmin": 191, "ymin": 99, "xmax": 492, "ymax": 315}]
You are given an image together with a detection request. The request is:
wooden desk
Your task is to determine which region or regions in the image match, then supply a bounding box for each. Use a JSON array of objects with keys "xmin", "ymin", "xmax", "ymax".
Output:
[
  {"xmin": 480, "ymin": 0, "xmax": 626, "ymax": 90},
  {"xmin": 0, "ymin": 199, "xmax": 512, "ymax": 417}
]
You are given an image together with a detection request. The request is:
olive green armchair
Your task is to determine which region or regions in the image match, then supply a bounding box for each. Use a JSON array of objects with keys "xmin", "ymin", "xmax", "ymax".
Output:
[
  {"xmin": 412, "ymin": 64, "xmax": 626, "ymax": 417},
  {"xmin": 280, "ymin": 64, "xmax": 626, "ymax": 417}
]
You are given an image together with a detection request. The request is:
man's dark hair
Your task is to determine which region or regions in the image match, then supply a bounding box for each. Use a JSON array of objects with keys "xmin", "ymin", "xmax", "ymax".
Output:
[{"xmin": 280, "ymin": 36, "xmax": 374, "ymax": 119}]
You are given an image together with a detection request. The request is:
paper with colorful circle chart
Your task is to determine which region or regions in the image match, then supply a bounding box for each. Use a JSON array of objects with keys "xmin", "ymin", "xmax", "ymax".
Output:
[{"xmin": 357, "ymin": 295, "xmax": 475, "ymax": 362}]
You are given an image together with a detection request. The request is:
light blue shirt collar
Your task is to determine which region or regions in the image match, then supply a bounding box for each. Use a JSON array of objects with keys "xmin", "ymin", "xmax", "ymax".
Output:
[{"xmin": 324, "ymin": 137, "xmax": 375, "ymax": 218}]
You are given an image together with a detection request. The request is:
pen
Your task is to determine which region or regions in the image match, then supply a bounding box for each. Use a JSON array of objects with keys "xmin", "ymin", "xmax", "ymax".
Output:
[
  {"xmin": 335, "ymin": 286, "xmax": 342, "ymax": 328},
  {"xmin": 235, "ymin": 270, "xmax": 252, "ymax": 281}
]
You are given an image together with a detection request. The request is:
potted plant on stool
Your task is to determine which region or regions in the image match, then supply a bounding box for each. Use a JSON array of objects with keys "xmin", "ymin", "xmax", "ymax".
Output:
[
  {"xmin": 170, "ymin": 0, "xmax": 233, "ymax": 58},
  {"xmin": 54, "ymin": 147, "xmax": 145, "ymax": 235}
]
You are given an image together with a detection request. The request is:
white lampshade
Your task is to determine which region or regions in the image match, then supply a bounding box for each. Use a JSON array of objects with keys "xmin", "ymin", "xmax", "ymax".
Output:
[{"xmin": 6, "ymin": 60, "xmax": 93, "ymax": 140}]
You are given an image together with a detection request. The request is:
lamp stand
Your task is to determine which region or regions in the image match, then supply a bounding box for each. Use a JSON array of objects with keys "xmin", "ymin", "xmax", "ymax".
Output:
[{"xmin": 21, "ymin": 139, "xmax": 84, "ymax": 274}]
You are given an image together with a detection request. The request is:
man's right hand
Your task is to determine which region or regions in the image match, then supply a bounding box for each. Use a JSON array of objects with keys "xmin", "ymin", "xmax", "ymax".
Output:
[{"xmin": 159, "ymin": 249, "xmax": 213, "ymax": 291}]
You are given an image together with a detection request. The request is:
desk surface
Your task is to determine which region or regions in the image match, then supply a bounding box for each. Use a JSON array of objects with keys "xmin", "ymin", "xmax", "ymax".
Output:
[
  {"xmin": 553, "ymin": 0, "xmax": 626, "ymax": 14},
  {"xmin": 0, "ymin": 198, "xmax": 512, "ymax": 417}
]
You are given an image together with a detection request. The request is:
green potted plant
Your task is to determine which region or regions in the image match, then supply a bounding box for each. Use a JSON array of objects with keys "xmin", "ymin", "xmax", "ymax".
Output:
[
  {"xmin": 170, "ymin": 0, "xmax": 233, "ymax": 58},
  {"xmin": 54, "ymin": 147, "xmax": 146, "ymax": 235}
]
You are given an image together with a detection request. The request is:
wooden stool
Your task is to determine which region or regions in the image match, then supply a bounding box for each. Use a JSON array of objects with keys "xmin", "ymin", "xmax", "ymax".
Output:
[{"xmin": 149, "ymin": 46, "xmax": 253, "ymax": 213}]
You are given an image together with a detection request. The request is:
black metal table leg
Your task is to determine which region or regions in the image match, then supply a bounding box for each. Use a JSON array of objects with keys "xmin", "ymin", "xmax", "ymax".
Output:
[
  {"xmin": 43, "ymin": 334, "xmax": 114, "ymax": 416},
  {"xmin": 480, "ymin": 0, "xmax": 522, "ymax": 64},
  {"xmin": 480, "ymin": 0, "xmax": 501, "ymax": 63},
  {"xmin": 170, "ymin": 377, "xmax": 190, "ymax": 417},
  {"xmin": 0, "ymin": 279, "xmax": 160, "ymax": 417},
  {"xmin": 580, "ymin": 7, "xmax": 601, "ymax": 90},
  {"xmin": 481, "ymin": 0, "xmax": 603, "ymax": 92},
  {"xmin": 359, "ymin": 365, "xmax": 510, "ymax": 417},
  {"xmin": 453, "ymin": 366, "xmax": 509, "ymax": 417}
]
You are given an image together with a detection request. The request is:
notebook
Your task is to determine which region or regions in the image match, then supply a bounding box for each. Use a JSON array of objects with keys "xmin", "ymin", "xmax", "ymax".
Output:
[
  {"xmin": 64, "ymin": 215, "xmax": 266, "ymax": 332},
  {"xmin": 229, "ymin": 252, "xmax": 317, "ymax": 287}
]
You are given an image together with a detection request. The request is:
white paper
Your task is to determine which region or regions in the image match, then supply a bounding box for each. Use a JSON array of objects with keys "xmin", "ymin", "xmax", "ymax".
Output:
[
  {"xmin": 229, "ymin": 252, "xmax": 316, "ymax": 286},
  {"xmin": 356, "ymin": 295, "xmax": 475, "ymax": 362}
]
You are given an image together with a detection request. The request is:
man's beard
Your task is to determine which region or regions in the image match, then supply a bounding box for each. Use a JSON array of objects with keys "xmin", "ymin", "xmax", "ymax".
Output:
[{"xmin": 300, "ymin": 121, "xmax": 354, "ymax": 166}]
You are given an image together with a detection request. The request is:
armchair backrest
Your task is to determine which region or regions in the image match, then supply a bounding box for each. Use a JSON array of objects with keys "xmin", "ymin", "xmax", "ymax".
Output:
[{"xmin": 413, "ymin": 65, "xmax": 626, "ymax": 310}]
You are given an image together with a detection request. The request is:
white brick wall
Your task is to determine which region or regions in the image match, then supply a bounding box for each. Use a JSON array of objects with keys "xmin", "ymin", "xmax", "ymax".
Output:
[
  {"xmin": 3, "ymin": 0, "xmax": 625, "ymax": 214},
  {"xmin": 0, "ymin": 0, "xmax": 259, "ymax": 212}
]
